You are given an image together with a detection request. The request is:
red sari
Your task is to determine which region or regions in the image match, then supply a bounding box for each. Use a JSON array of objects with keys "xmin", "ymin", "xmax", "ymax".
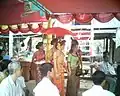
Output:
[{"xmin": 31, "ymin": 50, "xmax": 45, "ymax": 83}]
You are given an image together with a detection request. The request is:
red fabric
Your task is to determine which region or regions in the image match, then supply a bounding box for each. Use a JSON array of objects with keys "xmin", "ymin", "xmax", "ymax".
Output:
[
  {"xmin": 30, "ymin": 24, "xmax": 44, "ymax": 33},
  {"xmin": 115, "ymin": 13, "xmax": 120, "ymax": 21},
  {"xmin": 0, "ymin": 0, "xmax": 20, "ymax": 7},
  {"xmin": 42, "ymin": 27, "xmax": 74, "ymax": 36},
  {"xmin": 0, "ymin": 24, "xmax": 44, "ymax": 34},
  {"xmin": 0, "ymin": 3, "xmax": 24, "ymax": 25},
  {"xmin": 9, "ymin": 26, "xmax": 19, "ymax": 34},
  {"xmin": 0, "ymin": 0, "xmax": 120, "ymax": 25},
  {"xmin": 74, "ymin": 37, "xmax": 91, "ymax": 40},
  {"xmin": 18, "ymin": 25, "xmax": 30, "ymax": 33},
  {"xmin": 38, "ymin": 0, "xmax": 120, "ymax": 13},
  {"xmin": 94, "ymin": 13, "xmax": 114, "ymax": 23},
  {"xmin": 74, "ymin": 13, "xmax": 93, "ymax": 23},
  {"xmin": 30, "ymin": 27, "xmax": 40, "ymax": 33},
  {"xmin": 0, "ymin": 28, "xmax": 9, "ymax": 34},
  {"xmin": 0, "ymin": 2, "xmax": 47, "ymax": 25},
  {"xmin": 55, "ymin": 14, "xmax": 74, "ymax": 24}
]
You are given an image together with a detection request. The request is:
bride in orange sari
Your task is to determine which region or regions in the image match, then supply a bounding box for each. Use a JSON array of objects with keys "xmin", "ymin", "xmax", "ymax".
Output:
[{"xmin": 53, "ymin": 40, "xmax": 66, "ymax": 96}]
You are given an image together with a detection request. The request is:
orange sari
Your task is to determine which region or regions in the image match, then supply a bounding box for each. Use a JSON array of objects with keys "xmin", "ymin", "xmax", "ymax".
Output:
[{"xmin": 53, "ymin": 50, "xmax": 65, "ymax": 96}]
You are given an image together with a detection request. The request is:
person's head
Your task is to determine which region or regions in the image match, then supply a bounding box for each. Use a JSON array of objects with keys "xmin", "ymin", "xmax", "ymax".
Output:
[
  {"xmin": 92, "ymin": 71, "xmax": 105, "ymax": 85},
  {"xmin": 103, "ymin": 51, "xmax": 109, "ymax": 62},
  {"xmin": 8, "ymin": 61, "xmax": 22, "ymax": 77},
  {"xmin": 55, "ymin": 40, "xmax": 66, "ymax": 50},
  {"xmin": 51, "ymin": 38, "xmax": 58, "ymax": 46},
  {"xmin": 71, "ymin": 37, "xmax": 79, "ymax": 45},
  {"xmin": 69, "ymin": 44, "xmax": 78, "ymax": 53},
  {"xmin": 0, "ymin": 49, "xmax": 5, "ymax": 56},
  {"xmin": 40, "ymin": 63, "xmax": 54, "ymax": 79},
  {"xmin": 36, "ymin": 42, "xmax": 44, "ymax": 50}
]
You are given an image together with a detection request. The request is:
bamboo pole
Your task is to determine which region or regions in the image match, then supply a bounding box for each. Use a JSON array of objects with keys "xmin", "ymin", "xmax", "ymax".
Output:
[{"xmin": 45, "ymin": 18, "xmax": 52, "ymax": 62}]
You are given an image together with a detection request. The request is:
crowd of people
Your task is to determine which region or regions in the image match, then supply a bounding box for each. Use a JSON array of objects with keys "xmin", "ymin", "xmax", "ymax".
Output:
[
  {"xmin": 30, "ymin": 37, "xmax": 82, "ymax": 96},
  {"xmin": 0, "ymin": 37, "xmax": 119, "ymax": 96}
]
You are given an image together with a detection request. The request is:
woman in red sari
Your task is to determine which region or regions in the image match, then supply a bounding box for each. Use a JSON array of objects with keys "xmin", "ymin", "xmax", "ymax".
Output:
[{"xmin": 31, "ymin": 42, "xmax": 45, "ymax": 84}]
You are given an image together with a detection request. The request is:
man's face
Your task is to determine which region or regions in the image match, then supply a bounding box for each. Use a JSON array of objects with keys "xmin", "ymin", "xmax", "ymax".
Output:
[
  {"xmin": 16, "ymin": 68, "xmax": 23, "ymax": 77},
  {"xmin": 104, "ymin": 54, "xmax": 109, "ymax": 62}
]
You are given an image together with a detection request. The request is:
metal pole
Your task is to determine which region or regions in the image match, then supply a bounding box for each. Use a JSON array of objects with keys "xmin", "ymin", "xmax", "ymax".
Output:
[{"xmin": 106, "ymin": 38, "xmax": 108, "ymax": 52}]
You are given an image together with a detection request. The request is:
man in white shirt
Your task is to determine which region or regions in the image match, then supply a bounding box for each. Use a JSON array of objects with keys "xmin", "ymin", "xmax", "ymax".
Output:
[
  {"xmin": 17, "ymin": 76, "xmax": 29, "ymax": 96},
  {"xmin": 82, "ymin": 71, "xmax": 115, "ymax": 96},
  {"xmin": 98, "ymin": 51, "xmax": 116, "ymax": 93},
  {"xmin": 0, "ymin": 61, "xmax": 24, "ymax": 96},
  {"xmin": 33, "ymin": 63, "xmax": 60, "ymax": 96}
]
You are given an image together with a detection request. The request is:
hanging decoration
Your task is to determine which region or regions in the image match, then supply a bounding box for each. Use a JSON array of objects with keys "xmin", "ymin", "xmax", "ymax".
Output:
[
  {"xmin": 0, "ymin": 23, "xmax": 44, "ymax": 34},
  {"xmin": 115, "ymin": 13, "xmax": 120, "ymax": 21},
  {"xmin": 55, "ymin": 14, "xmax": 74, "ymax": 24},
  {"xmin": 74, "ymin": 13, "xmax": 93, "ymax": 23},
  {"xmin": 18, "ymin": 24, "xmax": 30, "ymax": 33},
  {"xmin": 94, "ymin": 13, "xmax": 114, "ymax": 23},
  {"xmin": 0, "ymin": 25, "xmax": 9, "ymax": 34},
  {"xmin": 9, "ymin": 25, "xmax": 19, "ymax": 34},
  {"xmin": 30, "ymin": 23, "xmax": 42, "ymax": 33}
]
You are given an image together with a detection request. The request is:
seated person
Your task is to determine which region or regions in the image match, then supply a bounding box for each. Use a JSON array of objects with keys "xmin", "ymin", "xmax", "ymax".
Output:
[
  {"xmin": 33, "ymin": 63, "xmax": 60, "ymax": 96},
  {"xmin": 0, "ymin": 61, "xmax": 25, "ymax": 96},
  {"xmin": 82, "ymin": 71, "xmax": 115, "ymax": 96},
  {"xmin": 98, "ymin": 51, "xmax": 116, "ymax": 93}
]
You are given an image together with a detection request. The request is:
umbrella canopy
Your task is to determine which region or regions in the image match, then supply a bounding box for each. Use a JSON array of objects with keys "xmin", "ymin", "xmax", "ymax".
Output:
[{"xmin": 42, "ymin": 27, "xmax": 74, "ymax": 36}]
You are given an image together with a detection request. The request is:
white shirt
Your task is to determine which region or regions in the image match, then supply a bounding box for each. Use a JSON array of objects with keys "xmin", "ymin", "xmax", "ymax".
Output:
[
  {"xmin": 17, "ymin": 76, "xmax": 26, "ymax": 96},
  {"xmin": 99, "ymin": 61, "xmax": 116, "ymax": 75},
  {"xmin": 0, "ymin": 75, "xmax": 24, "ymax": 96},
  {"xmin": 33, "ymin": 77, "xmax": 60, "ymax": 96},
  {"xmin": 82, "ymin": 85, "xmax": 115, "ymax": 96}
]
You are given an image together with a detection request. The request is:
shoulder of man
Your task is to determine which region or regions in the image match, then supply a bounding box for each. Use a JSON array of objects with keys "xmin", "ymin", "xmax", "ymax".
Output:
[
  {"xmin": 82, "ymin": 88, "xmax": 91, "ymax": 96},
  {"xmin": 0, "ymin": 76, "xmax": 9, "ymax": 86},
  {"xmin": 0, "ymin": 77, "xmax": 10, "ymax": 95},
  {"xmin": 103, "ymin": 90, "xmax": 115, "ymax": 96}
]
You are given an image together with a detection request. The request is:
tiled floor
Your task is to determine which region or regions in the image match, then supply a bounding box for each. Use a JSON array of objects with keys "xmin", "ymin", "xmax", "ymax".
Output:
[{"xmin": 26, "ymin": 79, "xmax": 93, "ymax": 96}]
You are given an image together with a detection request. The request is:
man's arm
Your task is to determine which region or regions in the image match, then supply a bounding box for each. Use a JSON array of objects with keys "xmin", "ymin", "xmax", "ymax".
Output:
[{"xmin": 108, "ymin": 64, "xmax": 116, "ymax": 76}]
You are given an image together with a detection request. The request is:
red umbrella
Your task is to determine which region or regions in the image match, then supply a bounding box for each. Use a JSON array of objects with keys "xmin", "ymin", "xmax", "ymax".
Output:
[{"xmin": 42, "ymin": 27, "xmax": 74, "ymax": 36}]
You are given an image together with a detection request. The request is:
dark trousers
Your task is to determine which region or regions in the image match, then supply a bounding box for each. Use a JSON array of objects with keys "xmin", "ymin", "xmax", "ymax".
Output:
[{"xmin": 115, "ymin": 65, "xmax": 120, "ymax": 96}]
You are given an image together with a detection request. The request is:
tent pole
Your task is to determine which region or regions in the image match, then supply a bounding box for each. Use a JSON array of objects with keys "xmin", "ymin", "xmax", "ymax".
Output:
[
  {"xmin": 9, "ymin": 31, "xmax": 13, "ymax": 58},
  {"xmin": 46, "ymin": 18, "xmax": 52, "ymax": 62}
]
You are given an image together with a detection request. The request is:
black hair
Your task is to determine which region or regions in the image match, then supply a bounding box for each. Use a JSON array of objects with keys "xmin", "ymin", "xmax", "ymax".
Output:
[
  {"xmin": 40, "ymin": 63, "xmax": 53, "ymax": 78},
  {"xmin": 36, "ymin": 42, "xmax": 43, "ymax": 49},
  {"xmin": 103, "ymin": 51, "xmax": 109, "ymax": 59},
  {"xmin": 69, "ymin": 44, "xmax": 77, "ymax": 53},
  {"xmin": 92, "ymin": 71, "xmax": 105, "ymax": 85},
  {"xmin": 71, "ymin": 37, "xmax": 78, "ymax": 45},
  {"xmin": 51, "ymin": 38, "xmax": 58, "ymax": 45},
  {"xmin": 55, "ymin": 40, "xmax": 66, "ymax": 49},
  {"xmin": 0, "ymin": 56, "xmax": 3, "ymax": 61}
]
